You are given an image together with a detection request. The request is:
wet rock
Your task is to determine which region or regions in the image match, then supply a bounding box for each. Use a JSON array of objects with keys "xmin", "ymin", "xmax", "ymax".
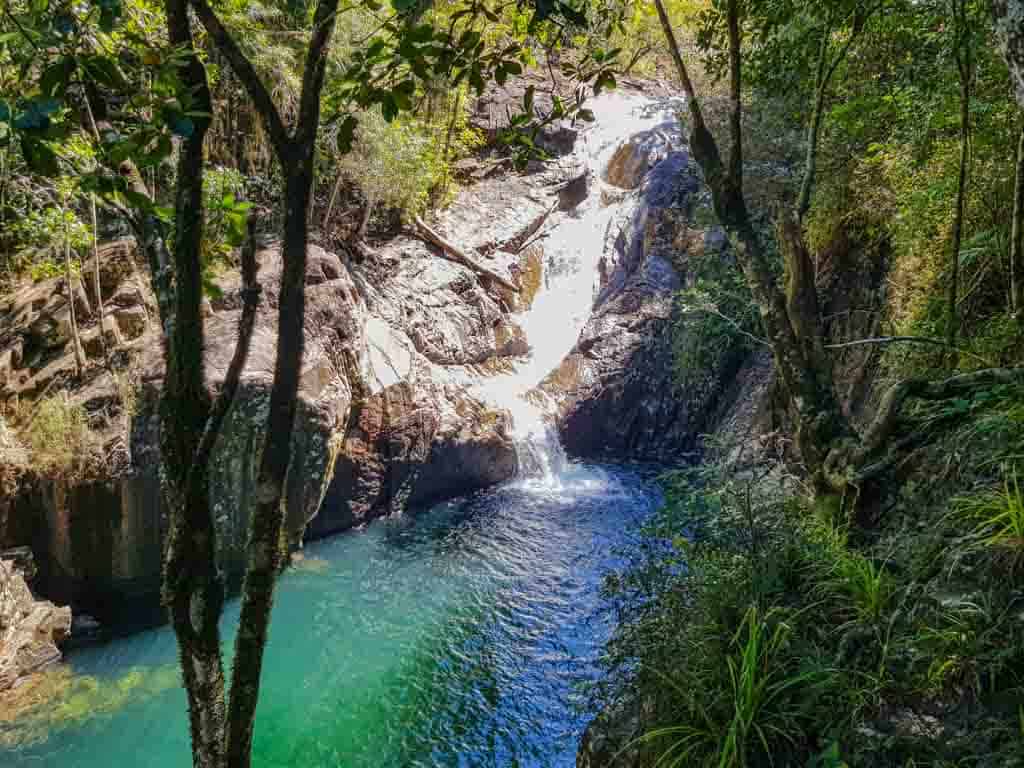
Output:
[
  {"xmin": 558, "ymin": 172, "xmax": 591, "ymax": 211},
  {"xmin": 0, "ymin": 558, "xmax": 71, "ymax": 692},
  {"xmin": 546, "ymin": 150, "xmax": 719, "ymax": 461},
  {"xmin": 605, "ymin": 126, "xmax": 676, "ymax": 189}
]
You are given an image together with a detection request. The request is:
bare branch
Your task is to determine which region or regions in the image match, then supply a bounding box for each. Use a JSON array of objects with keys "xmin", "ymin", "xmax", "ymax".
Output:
[{"xmin": 824, "ymin": 335, "xmax": 992, "ymax": 366}]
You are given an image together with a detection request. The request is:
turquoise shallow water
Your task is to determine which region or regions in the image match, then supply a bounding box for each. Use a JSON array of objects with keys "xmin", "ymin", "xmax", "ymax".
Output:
[{"xmin": 2, "ymin": 463, "xmax": 660, "ymax": 768}]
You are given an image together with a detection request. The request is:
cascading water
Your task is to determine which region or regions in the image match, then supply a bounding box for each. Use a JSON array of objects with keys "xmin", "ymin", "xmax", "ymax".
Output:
[
  {"xmin": 2, "ymin": 93, "xmax": 675, "ymax": 768},
  {"xmin": 475, "ymin": 91, "xmax": 681, "ymax": 488}
]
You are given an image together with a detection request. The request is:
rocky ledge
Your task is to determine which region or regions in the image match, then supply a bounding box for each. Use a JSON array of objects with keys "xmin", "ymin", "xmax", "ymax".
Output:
[
  {"xmin": 0, "ymin": 552, "xmax": 71, "ymax": 693},
  {"xmin": 0, "ymin": 164, "xmax": 556, "ymax": 626}
]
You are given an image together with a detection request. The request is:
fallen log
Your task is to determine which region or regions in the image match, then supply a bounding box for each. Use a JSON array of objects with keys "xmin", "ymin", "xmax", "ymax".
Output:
[{"xmin": 412, "ymin": 216, "xmax": 520, "ymax": 293}]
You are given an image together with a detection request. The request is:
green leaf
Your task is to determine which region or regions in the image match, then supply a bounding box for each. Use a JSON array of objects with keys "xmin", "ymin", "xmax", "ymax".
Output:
[
  {"xmin": 336, "ymin": 115, "xmax": 358, "ymax": 154},
  {"xmin": 495, "ymin": 64, "xmax": 508, "ymax": 86},
  {"xmin": 409, "ymin": 24, "xmax": 434, "ymax": 42},
  {"xmin": 381, "ymin": 93, "xmax": 398, "ymax": 122},
  {"xmin": 40, "ymin": 57, "xmax": 75, "ymax": 98},
  {"xmin": 391, "ymin": 0, "xmax": 417, "ymax": 10},
  {"xmin": 170, "ymin": 117, "xmax": 195, "ymax": 137},
  {"xmin": 393, "ymin": 79, "xmax": 415, "ymax": 111},
  {"xmin": 21, "ymin": 136, "xmax": 59, "ymax": 176},
  {"xmin": 576, "ymin": 108, "xmax": 595, "ymax": 122},
  {"xmin": 594, "ymin": 70, "xmax": 617, "ymax": 95},
  {"xmin": 82, "ymin": 55, "xmax": 129, "ymax": 91},
  {"xmin": 14, "ymin": 99, "xmax": 61, "ymax": 131}
]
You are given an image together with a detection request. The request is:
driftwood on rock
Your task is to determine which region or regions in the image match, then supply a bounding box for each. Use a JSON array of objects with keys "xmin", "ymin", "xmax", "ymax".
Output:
[{"xmin": 412, "ymin": 216, "xmax": 519, "ymax": 292}]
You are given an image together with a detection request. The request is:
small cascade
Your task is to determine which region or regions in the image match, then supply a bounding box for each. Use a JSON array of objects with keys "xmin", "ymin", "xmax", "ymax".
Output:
[
  {"xmin": 474, "ymin": 91, "xmax": 682, "ymax": 485},
  {"xmin": 506, "ymin": 394, "xmax": 568, "ymax": 485}
]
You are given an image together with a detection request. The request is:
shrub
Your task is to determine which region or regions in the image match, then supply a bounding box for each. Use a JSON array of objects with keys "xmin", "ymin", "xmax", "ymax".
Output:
[
  {"xmin": 954, "ymin": 469, "xmax": 1024, "ymax": 575},
  {"xmin": 19, "ymin": 395, "xmax": 96, "ymax": 478}
]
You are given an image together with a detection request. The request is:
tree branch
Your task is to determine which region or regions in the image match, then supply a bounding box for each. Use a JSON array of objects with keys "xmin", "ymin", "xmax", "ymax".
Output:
[
  {"xmin": 413, "ymin": 216, "xmax": 519, "ymax": 292},
  {"xmin": 824, "ymin": 335, "xmax": 992, "ymax": 365},
  {"xmin": 190, "ymin": 0, "xmax": 291, "ymax": 159},
  {"xmin": 295, "ymin": 0, "xmax": 343, "ymax": 148},
  {"xmin": 185, "ymin": 217, "xmax": 261, "ymax": 494}
]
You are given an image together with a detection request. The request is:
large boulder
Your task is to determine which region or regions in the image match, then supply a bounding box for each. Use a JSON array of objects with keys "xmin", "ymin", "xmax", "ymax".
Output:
[
  {"xmin": 0, "ymin": 557, "xmax": 70, "ymax": 692},
  {"xmin": 604, "ymin": 125, "xmax": 676, "ymax": 190}
]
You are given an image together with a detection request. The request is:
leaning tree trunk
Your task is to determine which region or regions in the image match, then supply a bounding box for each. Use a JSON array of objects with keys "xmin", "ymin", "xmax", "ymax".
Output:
[
  {"xmin": 653, "ymin": 0, "xmax": 854, "ymax": 489},
  {"xmin": 62, "ymin": 212, "xmax": 86, "ymax": 377}
]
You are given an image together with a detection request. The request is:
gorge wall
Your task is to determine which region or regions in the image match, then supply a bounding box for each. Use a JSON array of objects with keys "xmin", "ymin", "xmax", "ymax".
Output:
[{"xmin": 0, "ymin": 85, "xmax": 735, "ymax": 641}]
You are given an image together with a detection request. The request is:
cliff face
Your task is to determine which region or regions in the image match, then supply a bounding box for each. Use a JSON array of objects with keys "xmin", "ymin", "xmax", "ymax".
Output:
[
  {"xmin": 0, "ymin": 554, "xmax": 70, "ymax": 692},
  {"xmin": 542, "ymin": 120, "xmax": 739, "ymax": 462},
  {"xmin": 0, "ymin": 158, "xmax": 559, "ymax": 626}
]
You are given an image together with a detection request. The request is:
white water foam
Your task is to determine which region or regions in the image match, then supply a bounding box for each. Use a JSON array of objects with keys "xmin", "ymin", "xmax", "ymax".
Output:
[{"xmin": 473, "ymin": 92, "xmax": 682, "ymax": 491}]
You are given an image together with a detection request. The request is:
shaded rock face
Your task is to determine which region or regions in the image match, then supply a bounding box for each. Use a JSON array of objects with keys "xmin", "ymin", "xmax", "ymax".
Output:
[
  {"xmin": 546, "ymin": 149, "xmax": 722, "ymax": 461},
  {"xmin": 0, "ymin": 557, "xmax": 70, "ymax": 692}
]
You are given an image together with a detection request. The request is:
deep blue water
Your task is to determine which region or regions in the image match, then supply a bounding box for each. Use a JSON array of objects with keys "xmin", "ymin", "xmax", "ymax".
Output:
[{"xmin": 2, "ymin": 463, "xmax": 660, "ymax": 767}]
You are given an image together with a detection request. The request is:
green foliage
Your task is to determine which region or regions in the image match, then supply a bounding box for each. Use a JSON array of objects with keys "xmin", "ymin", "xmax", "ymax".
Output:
[
  {"xmin": 598, "ymin": 438, "xmax": 1024, "ymax": 767},
  {"xmin": 337, "ymin": 107, "xmax": 446, "ymax": 223},
  {"xmin": 16, "ymin": 395, "xmax": 96, "ymax": 478},
  {"xmin": 954, "ymin": 469, "xmax": 1024, "ymax": 574},
  {"xmin": 672, "ymin": 232, "xmax": 758, "ymax": 393}
]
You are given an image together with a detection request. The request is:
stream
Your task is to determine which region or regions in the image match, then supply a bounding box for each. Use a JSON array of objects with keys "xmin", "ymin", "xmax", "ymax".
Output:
[{"xmin": 2, "ymin": 92, "xmax": 676, "ymax": 767}]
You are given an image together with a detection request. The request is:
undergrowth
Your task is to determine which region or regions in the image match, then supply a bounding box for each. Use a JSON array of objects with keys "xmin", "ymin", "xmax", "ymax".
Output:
[{"xmin": 596, "ymin": 390, "xmax": 1024, "ymax": 767}]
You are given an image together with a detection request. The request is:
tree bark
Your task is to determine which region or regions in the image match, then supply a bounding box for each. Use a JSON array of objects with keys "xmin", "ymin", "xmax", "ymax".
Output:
[
  {"xmin": 159, "ymin": 3, "xmax": 229, "ymax": 768},
  {"xmin": 206, "ymin": 3, "xmax": 342, "ymax": 765},
  {"xmin": 89, "ymin": 197, "xmax": 106, "ymax": 361},
  {"xmin": 1011, "ymin": 119, "xmax": 1024, "ymax": 316},
  {"xmin": 948, "ymin": 0, "xmax": 972, "ymax": 353}
]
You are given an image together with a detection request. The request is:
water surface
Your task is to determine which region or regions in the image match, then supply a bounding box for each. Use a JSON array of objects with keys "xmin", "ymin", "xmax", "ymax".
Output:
[{"xmin": 3, "ymin": 465, "xmax": 660, "ymax": 767}]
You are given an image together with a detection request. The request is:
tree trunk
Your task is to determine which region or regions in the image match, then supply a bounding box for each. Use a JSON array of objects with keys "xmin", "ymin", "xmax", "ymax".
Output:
[
  {"xmin": 653, "ymin": 0, "xmax": 853, "ymax": 489},
  {"xmin": 948, "ymin": 8, "xmax": 971, "ymax": 354},
  {"xmin": 63, "ymin": 233, "xmax": 85, "ymax": 376},
  {"xmin": 90, "ymin": 196, "xmax": 106, "ymax": 361},
  {"xmin": 358, "ymin": 189, "xmax": 375, "ymax": 239},
  {"xmin": 218, "ymin": 3, "xmax": 342, "ymax": 764},
  {"xmin": 159, "ymin": 3, "xmax": 229, "ymax": 768},
  {"xmin": 1011, "ymin": 119, "xmax": 1024, "ymax": 316}
]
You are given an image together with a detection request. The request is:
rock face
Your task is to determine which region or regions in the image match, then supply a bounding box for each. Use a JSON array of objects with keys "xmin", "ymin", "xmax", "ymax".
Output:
[
  {"xmin": 0, "ymin": 557, "xmax": 71, "ymax": 691},
  {"xmin": 0, "ymin": 168, "xmax": 552, "ymax": 625},
  {"xmin": 545, "ymin": 137, "xmax": 733, "ymax": 462}
]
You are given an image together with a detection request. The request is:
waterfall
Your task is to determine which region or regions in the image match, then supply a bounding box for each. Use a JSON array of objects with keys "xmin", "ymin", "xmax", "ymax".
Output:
[{"xmin": 474, "ymin": 92, "xmax": 680, "ymax": 485}]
